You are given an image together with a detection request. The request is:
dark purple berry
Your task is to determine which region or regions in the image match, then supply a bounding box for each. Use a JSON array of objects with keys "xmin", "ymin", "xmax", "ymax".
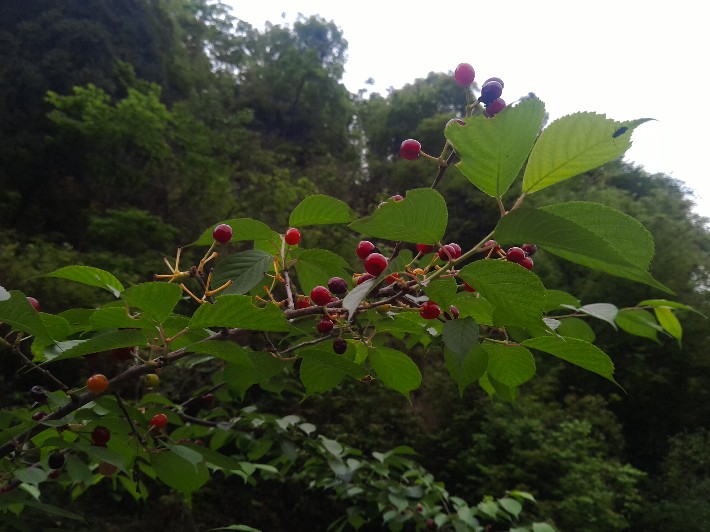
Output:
[
  {"xmin": 521, "ymin": 243, "xmax": 538, "ymax": 256},
  {"xmin": 519, "ymin": 257, "xmax": 534, "ymax": 270},
  {"xmin": 333, "ymin": 338, "xmax": 347, "ymax": 354},
  {"xmin": 328, "ymin": 277, "xmax": 348, "ymax": 295},
  {"xmin": 483, "ymin": 77, "xmax": 505, "ymax": 88},
  {"xmin": 317, "ymin": 318, "xmax": 334, "ymax": 335},
  {"xmin": 48, "ymin": 451, "xmax": 65, "ymax": 470},
  {"xmin": 30, "ymin": 385, "xmax": 47, "ymax": 403},
  {"xmin": 506, "ymin": 247, "xmax": 526, "ymax": 263},
  {"xmin": 212, "ymin": 223, "xmax": 232, "ymax": 244},
  {"xmin": 479, "ymin": 81, "xmax": 503, "ymax": 105}
]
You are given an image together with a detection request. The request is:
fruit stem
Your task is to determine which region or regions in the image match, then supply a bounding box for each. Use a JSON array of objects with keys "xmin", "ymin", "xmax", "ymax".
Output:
[
  {"xmin": 510, "ymin": 192, "xmax": 527, "ymax": 211},
  {"xmin": 496, "ymin": 197, "xmax": 507, "ymax": 218}
]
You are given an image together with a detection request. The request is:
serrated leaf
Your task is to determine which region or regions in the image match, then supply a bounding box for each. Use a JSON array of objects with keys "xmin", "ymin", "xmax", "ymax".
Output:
[
  {"xmin": 13, "ymin": 466, "xmax": 48, "ymax": 486},
  {"xmin": 43, "ymin": 265, "xmax": 124, "ymax": 297},
  {"xmin": 44, "ymin": 328, "xmax": 147, "ymax": 363},
  {"xmin": 442, "ymin": 317, "xmax": 479, "ymax": 361},
  {"xmin": 221, "ymin": 350, "xmax": 284, "ymax": 400},
  {"xmin": 498, "ymin": 497, "xmax": 523, "ymax": 518},
  {"xmin": 191, "ymin": 218, "xmax": 277, "ymax": 246},
  {"xmin": 190, "ymin": 295, "xmax": 288, "ymax": 332},
  {"xmin": 445, "ymin": 95, "xmax": 546, "ymax": 197},
  {"xmin": 424, "ymin": 277, "xmax": 458, "ymax": 311},
  {"xmin": 150, "ymin": 450, "xmax": 209, "ymax": 496},
  {"xmin": 121, "ymin": 282, "xmax": 182, "ymax": 322},
  {"xmin": 543, "ymin": 290, "xmax": 581, "ymax": 312},
  {"xmin": 293, "ymin": 248, "xmax": 350, "ymax": 294},
  {"xmin": 654, "ymin": 307, "xmax": 682, "ymax": 346},
  {"xmin": 482, "ymin": 342, "xmax": 536, "ymax": 388},
  {"xmin": 289, "ymin": 194, "xmax": 353, "ymax": 226},
  {"xmin": 211, "ymin": 250, "xmax": 274, "ymax": 296},
  {"xmin": 494, "ymin": 207, "xmax": 671, "ymax": 293},
  {"xmin": 89, "ymin": 306, "xmax": 155, "ymax": 331},
  {"xmin": 444, "ymin": 343, "xmax": 488, "ymax": 397},
  {"xmin": 459, "ymin": 260, "xmax": 546, "ymax": 329},
  {"xmin": 349, "ymin": 188, "xmax": 447, "ymax": 244},
  {"xmin": 522, "ymin": 113, "xmax": 652, "ymax": 193},
  {"xmin": 299, "ymin": 347, "xmax": 368, "ymax": 396},
  {"xmin": 450, "ymin": 292, "xmax": 494, "ymax": 325},
  {"xmin": 573, "ymin": 303, "xmax": 619, "ymax": 329},
  {"xmin": 368, "ymin": 347, "xmax": 421, "ymax": 399},
  {"xmin": 523, "ymin": 336, "xmax": 617, "ymax": 384},
  {"xmin": 615, "ymin": 308, "xmax": 663, "ymax": 342},
  {"xmin": 556, "ymin": 318, "xmax": 595, "ymax": 342}
]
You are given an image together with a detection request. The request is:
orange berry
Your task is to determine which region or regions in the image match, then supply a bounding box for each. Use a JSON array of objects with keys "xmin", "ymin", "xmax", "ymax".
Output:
[{"xmin": 86, "ymin": 374, "xmax": 109, "ymax": 394}]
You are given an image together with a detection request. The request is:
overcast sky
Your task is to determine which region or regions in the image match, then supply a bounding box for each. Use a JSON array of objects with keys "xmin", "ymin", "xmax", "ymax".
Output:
[{"xmin": 226, "ymin": 0, "xmax": 709, "ymax": 221}]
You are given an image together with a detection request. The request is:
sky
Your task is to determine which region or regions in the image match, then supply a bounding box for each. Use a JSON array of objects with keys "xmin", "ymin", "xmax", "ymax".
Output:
[{"xmin": 226, "ymin": 0, "xmax": 710, "ymax": 220}]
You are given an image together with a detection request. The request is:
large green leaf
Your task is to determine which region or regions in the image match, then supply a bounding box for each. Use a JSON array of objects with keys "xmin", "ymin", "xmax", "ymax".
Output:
[
  {"xmin": 89, "ymin": 306, "xmax": 155, "ymax": 331},
  {"xmin": 482, "ymin": 342, "xmax": 536, "ymax": 388},
  {"xmin": 289, "ymin": 194, "xmax": 353, "ymax": 226},
  {"xmin": 615, "ymin": 308, "xmax": 663, "ymax": 342},
  {"xmin": 523, "ymin": 336, "xmax": 618, "ymax": 384},
  {"xmin": 445, "ymin": 95, "xmax": 546, "ymax": 197},
  {"xmin": 459, "ymin": 260, "xmax": 546, "ymax": 329},
  {"xmin": 450, "ymin": 292, "xmax": 494, "ymax": 325},
  {"xmin": 494, "ymin": 207, "xmax": 671, "ymax": 293},
  {"xmin": 190, "ymin": 295, "xmax": 288, "ymax": 332},
  {"xmin": 424, "ymin": 278, "xmax": 459, "ymax": 311},
  {"xmin": 368, "ymin": 347, "xmax": 422, "ymax": 399},
  {"xmin": 293, "ymin": 248, "xmax": 351, "ymax": 294},
  {"xmin": 190, "ymin": 218, "xmax": 277, "ymax": 246},
  {"xmin": 43, "ymin": 265, "xmax": 124, "ymax": 297},
  {"xmin": 43, "ymin": 328, "xmax": 147, "ymax": 363},
  {"xmin": 654, "ymin": 307, "xmax": 682, "ymax": 346},
  {"xmin": 348, "ymin": 188, "xmax": 447, "ymax": 244},
  {"xmin": 211, "ymin": 250, "xmax": 274, "ymax": 296},
  {"xmin": 444, "ymin": 343, "xmax": 488, "ymax": 397},
  {"xmin": 150, "ymin": 450, "xmax": 209, "ymax": 496},
  {"xmin": 220, "ymin": 350, "xmax": 285, "ymax": 399},
  {"xmin": 442, "ymin": 317, "xmax": 479, "ymax": 362},
  {"xmin": 0, "ymin": 290, "xmax": 58, "ymax": 343},
  {"xmin": 556, "ymin": 318, "xmax": 596, "ymax": 342},
  {"xmin": 299, "ymin": 347, "xmax": 368, "ymax": 396},
  {"xmin": 522, "ymin": 114, "xmax": 652, "ymax": 193},
  {"xmin": 121, "ymin": 282, "xmax": 182, "ymax": 322}
]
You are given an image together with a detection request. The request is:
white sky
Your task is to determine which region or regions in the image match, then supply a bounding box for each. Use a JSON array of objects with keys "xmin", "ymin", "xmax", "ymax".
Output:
[{"xmin": 226, "ymin": 0, "xmax": 710, "ymax": 221}]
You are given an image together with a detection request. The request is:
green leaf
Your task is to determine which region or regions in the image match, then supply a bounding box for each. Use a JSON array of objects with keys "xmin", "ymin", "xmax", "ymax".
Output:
[
  {"xmin": 444, "ymin": 343, "xmax": 488, "ymax": 397},
  {"xmin": 44, "ymin": 328, "xmax": 147, "ymax": 363},
  {"xmin": 190, "ymin": 218, "xmax": 277, "ymax": 246},
  {"xmin": 293, "ymin": 249, "xmax": 350, "ymax": 294},
  {"xmin": 543, "ymin": 289, "xmax": 581, "ymax": 312},
  {"xmin": 341, "ymin": 278, "xmax": 377, "ymax": 321},
  {"xmin": 299, "ymin": 347, "xmax": 368, "ymax": 396},
  {"xmin": 424, "ymin": 277, "xmax": 459, "ymax": 311},
  {"xmin": 289, "ymin": 194, "xmax": 353, "ymax": 226},
  {"xmin": 445, "ymin": 95, "xmax": 546, "ymax": 197},
  {"xmin": 43, "ymin": 265, "xmax": 124, "ymax": 297},
  {"xmin": 89, "ymin": 306, "xmax": 155, "ymax": 331},
  {"xmin": 121, "ymin": 282, "xmax": 182, "ymax": 322},
  {"xmin": 556, "ymin": 318, "xmax": 595, "ymax": 342},
  {"xmin": 574, "ymin": 303, "xmax": 619, "ymax": 329},
  {"xmin": 654, "ymin": 307, "xmax": 682, "ymax": 346},
  {"xmin": 640, "ymin": 298, "xmax": 705, "ymax": 317},
  {"xmin": 615, "ymin": 308, "xmax": 663, "ymax": 342},
  {"xmin": 21, "ymin": 500, "xmax": 85, "ymax": 521},
  {"xmin": 190, "ymin": 295, "xmax": 288, "ymax": 332},
  {"xmin": 368, "ymin": 347, "xmax": 422, "ymax": 399},
  {"xmin": 348, "ymin": 188, "xmax": 447, "ymax": 244},
  {"xmin": 523, "ymin": 336, "xmax": 617, "ymax": 384},
  {"xmin": 13, "ymin": 466, "xmax": 48, "ymax": 486},
  {"xmin": 494, "ymin": 207, "xmax": 671, "ymax": 293},
  {"xmin": 450, "ymin": 292, "xmax": 494, "ymax": 325},
  {"xmin": 442, "ymin": 317, "xmax": 479, "ymax": 361},
  {"xmin": 498, "ymin": 497, "xmax": 523, "ymax": 518},
  {"xmin": 220, "ymin": 350, "xmax": 285, "ymax": 399},
  {"xmin": 459, "ymin": 260, "xmax": 546, "ymax": 329},
  {"xmin": 150, "ymin": 450, "xmax": 209, "ymax": 496},
  {"xmin": 482, "ymin": 342, "xmax": 536, "ymax": 388},
  {"xmin": 0, "ymin": 291, "xmax": 61, "ymax": 344},
  {"xmin": 211, "ymin": 250, "xmax": 274, "ymax": 296},
  {"xmin": 522, "ymin": 113, "xmax": 652, "ymax": 193}
]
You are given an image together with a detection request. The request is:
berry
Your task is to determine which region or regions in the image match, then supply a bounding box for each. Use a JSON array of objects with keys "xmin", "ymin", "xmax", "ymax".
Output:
[
  {"xmin": 485, "ymin": 98, "xmax": 506, "ymax": 117},
  {"xmin": 86, "ymin": 374, "xmax": 109, "ymax": 394},
  {"xmin": 449, "ymin": 243, "xmax": 462, "ymax": 259},
  {"xmin": 420, "ymin": 301, "xmax": 441, "ymax": 320},
  {"xmin": 295, "ymin": 297, "xmax": 311, "ymax": 309},
  {"xmin": 149, "ymin": 413, "xmax": 168, "ymax": 430},
  {"xmin": 143, "ymin": 373, "xmax": 160, "ymax": 388},
  {"xmin": 427, "ymin": 518, "xmax": 436, "ymax": 530},
  {"xmin": 454, "ymin": 63, "xmax": 475, "ymax": 86},
  {"xmin": 390, "ymin": 194, "xmax": 403, "ymax": 201},
  {"xmin": 356, "ymin": 240, "xmax": 375, "ymax": 260},
  {"xmin": 98, "ymin": 461, "xmax": 118, "ymax": 476},
  {"xmin": 212, "ymin": 223, "xmax": 232, "ymax": 244},
  {"xmin": 462, "ymin": 282, "xmax": 476, "ymax": 293},
  {"xmin": 417, "ymin": 243, "xmax": 434, "ymax": 254},
  {"xmin": 328, "ymin": 277, "xmax": 348, "ymax": 295},
  {"xmin": 356, "ymin": 273, "xmax": 374, "ymax": 285},
  {"xmin": 364, "ymin": 253, "xmax": 388, "ymax": 276},
  {"xmin": 48, "ymin": 451, "xmax": 65, "ymax": 470},
  {"xmin": 112, "ymin": 346, "xmax": 134, "ymax": 361},
  {"xmin": 384, "ymin": 273, "xmax": 399, "ymax": 285},
  {"xmin": 49, "ymin": 469, "xmax": 61, "ymax": 479},
  {"xmin": 30, "ymin": 385, "xmax": 47, "ymax": 403},
  {"xmin": 201, "ymin": 393, "xmax": 214, "ymax": 408},
  {"xmin": 32, "ymin": 411, "xmax": 47, "ymax": 421},
  {"xmin": 521, "ymin": 243, "xmax": 538, "ymax": 256},
  {"xmin": 449, "ymin": 305, "xmax": 460, "ymax": 319},
  {"xmin": 317, "ymin": 318, "xmax": 334, "ymax": 334},
  {"xmin": 446, "ymin": 118, "xmax": 466, "ymax": 127},
  {"xmin": 399, "ymin": 139, "xmax": 421, "ymax": 160},
  {"xmin": 479, "ymin": 80, "xmax": 503, "ymax": 105},
  {"xmin": 310, "ymin": 286, "xmax": 331, "ymax": 306},
  {"xmin": 91, "ymin": 426, "xmax": 111, "ymax": 446},
  {"xmin": 26, "ymin": 296, "xmax": 41, "ymax": 312},
  {"xmin": 333, "ymin": 338, "xmax": 347, "ymax": 354},
  {"xmin": 483, "ymin": 76, "xmax": 505, "ymax": 88},
  {"xmin": 437, "ymin": 245, "xmax": 457, "ymax": 261},
  {"xmin": 519, "ymin": 257, "xmax": 534, "ymax": 270},
  {"xmin": 506, "ymin": 247, "xmax": 526, "ymax": 263},
  {"xmin": 284, "ymin": 227, "xmax": 301, "ymax": 246}
]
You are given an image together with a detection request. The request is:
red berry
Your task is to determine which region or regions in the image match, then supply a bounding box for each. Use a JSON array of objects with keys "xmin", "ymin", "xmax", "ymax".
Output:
[
  {"xmin": 149, "ymin": 413, "xmax": 168, "ymax": 430},
  {"xmin": 317, "ymin": 318, "xmax": 334, "ymax": 334},
  {"xmin": 390, "ymin": 194, "xmax": 403, "ymax": 201},
  {"xmin": 399, "ymin": 139, "xmax": 421, "ymax": 160},
  {"xmin": 201, "ymin": 393, "xmax": 214, "ymax": 408},
  {"xmin": 356, "ymin": 240, "xmax": 375, "ymax": 260},
  {"xmin": 449, "ymin": 305, "xmax": 460, "ymax": 319},
  {"xmin": 310, "ymin": 286, "xmax": 331, "ymax": 306},
  {"xmin": 417, "ymin": 243, "xmax": 434, "ymax": 254},
  {"xmin": 519, "ymin": 257, "xmax": 534, "ymax": 270},
  {"xmin": 483, "ymin": 77, "xmax": 505, "ymax": 88},
  {"xmin": 384, "ymin": 273, "xmax": 399, "ymax": 285},
  {"xmin": 446, "ymin": 118, "xmax": 466, "ymax": 127},
  {"xmin": 91, "ymin": 426, "xmax": 111, "ymax": 446},
  {"xmin": 112, "ymin": 346, "xmax": 134, "ymax": 361},
  {"xmin": 98, "ymin": 461, "xmax": 118, "ymax": 476},
  {"xmin": 49, "ymin": 469, "xmax": 61, "ymax": 479},
  {"xmin": 521, "ymin": 243, "xmax": 538, "ymax": 256},
  {"xmin": 485, "ymin": 98, "xmax": 506, "ymax": 117},
  {"xmin": 32, "ymin": 411, "xmax": 47, "ymax": 421},
  {"xmin": 27, "ymin": 296, "xmax": 41, "ymax": 312},
  {"xmin": 449, "ymin": 243, "xmax": 462, "ymax": 259},
  {"xmin": 295, "ymin": 297, "xmax": 311, "ymax": 309},
  {"xmin": 479, "ymin": 81, "xmax": 503, "ymax": 105},
  {"xmin": 427, "ymin": 518, "xmax": 436, "ymax": 530},
  {"xmin": 506, "ymin": 247, "xmax": 526, "ymax": 263},
  {"xmin": 454, "ymin": 63, "xmax": 475, "ymax": 86},
  {"xmin": 420, "ymin": 301, "xmax": 441, "ymax": 320},
  {"xmin": 328, "ymin": 277, "xmax": 348, "ymax": 295},
  {"xmin": 284, "ymin": 227, "xmax": 301, "ymax": 246},
  {"xmin": 364, "ymin": 253, "xmax": 388, "ymax": 276},
  {"xmin": 462, "ymin": 282, "xmax": 476, "ymax": 293},
  {"xmin": 87, "ymin": 374, "xmax": 109, "ymax": 395},
  {"xmin": 333, "ymin": 338, "xmax": 347, "ymax": 354},
  {"xmin": 437, "ymin": 245, "xmax": 456, "ymax": 261},
  {"xmin": 356, "ymin": 273, "xmax": 374, "ymax": 285},
  {"xmin": 212, "ymin": 223, "xmax": 233, "ymax": 244}
]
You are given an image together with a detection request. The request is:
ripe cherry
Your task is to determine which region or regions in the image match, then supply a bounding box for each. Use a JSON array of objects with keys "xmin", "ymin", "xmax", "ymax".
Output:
[
  {"xmin": 356, "ymin": 240, "xmax": 376, "ymax": 260},
  {"xmin": 333, "ymin": 338, "xmax": 347, "ymax": 354},
  {"xmin": 506, "ymin": 247, "xmax": 526, "ymax": 263},
  {"xmin": 212, "ymin": 223, "xmax": 233, "ymax": 245},
  {"xmin": 521, "ymin": 243, "xmax": 538, "ymax": 256},
  {"xmin": 149, "ymin": 413, "xmax": 168, "ymax": 430},
  {"xmin": 356, "ymin": 273, "xmax": 374, "ymax": 285},
  {"xmin": 438, "ymin": 245, "xmax": 457, "ymax": 261},
  {"xmin": 317, "ymin": 318, "xmax": 334, "ymax": 334},
  {"xmin": 48, "ymin": 451, "xmax": 65, "ymax": 470},
  {"xmin": 449, "ymin": 243, "xmax": 462, "ymax": 259},
  {"xmin": 390, "ymin": 194, "xmax": 404, "ymax": 201},
  {"xmin": 417, "ymin": 243, "xmax": 434, "ymax": 254},
  {"xmin": 284, "ymin": 227, "xmax": 301, "ymax": 246},
  {"xmin": 26, "ymin": 296, "xmax": 41, "ymax": 312},
  {"xmin": 485, "ymin": 98, "xmax": 506, "ymax": 117},
  {"xmin": 479, "ymin": 80, "xmax": 503, "ymax": 105},
  {"xmin": 449, "ymin": 305, "xmax": 460, "ymax": 319},
  {"xmin": 201, "ymin": 393, "xmax": 215, "ymax": 408},
  {"xmin": 519, "ymin": 257, "xmax": 535, "ymax": 270},
  {"xmin": 399, "ymin": 139, "xmax": 421, "ymax": 160},
  {"xmin": 91, "ymin": 426, "xmax": 111, "ymax": 446},
  {"xmin": 86, "ymin": 374, "xmax": 109, "ymax": 395},
  {"xmin": 32, "ymin": 411, "xmax": 47, "ymax": 421},
  {"xmin": 364, "ymin": 253, "xmax": 388, "ymax": 276},
  {"xmin": 420, "ymin": 301, "xmax": 441, "ymax": 320},
  {"xmin": 295, "ymin": 297, "xmax": 311, "ymax": 309},
  {"xmin": 454, "ymin": 63, "xmax": 476, "ymax": 86},
  {"xmin": 482, "ymin": 76, "xmax": 505, "ymax": 88},
  {"xmin": 310, "ymin": 286, "xmax": 331, "ymax": 306},
  {"xmin": 328, "ymin": 277, "xmax": 348, "ymax": 295}
]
